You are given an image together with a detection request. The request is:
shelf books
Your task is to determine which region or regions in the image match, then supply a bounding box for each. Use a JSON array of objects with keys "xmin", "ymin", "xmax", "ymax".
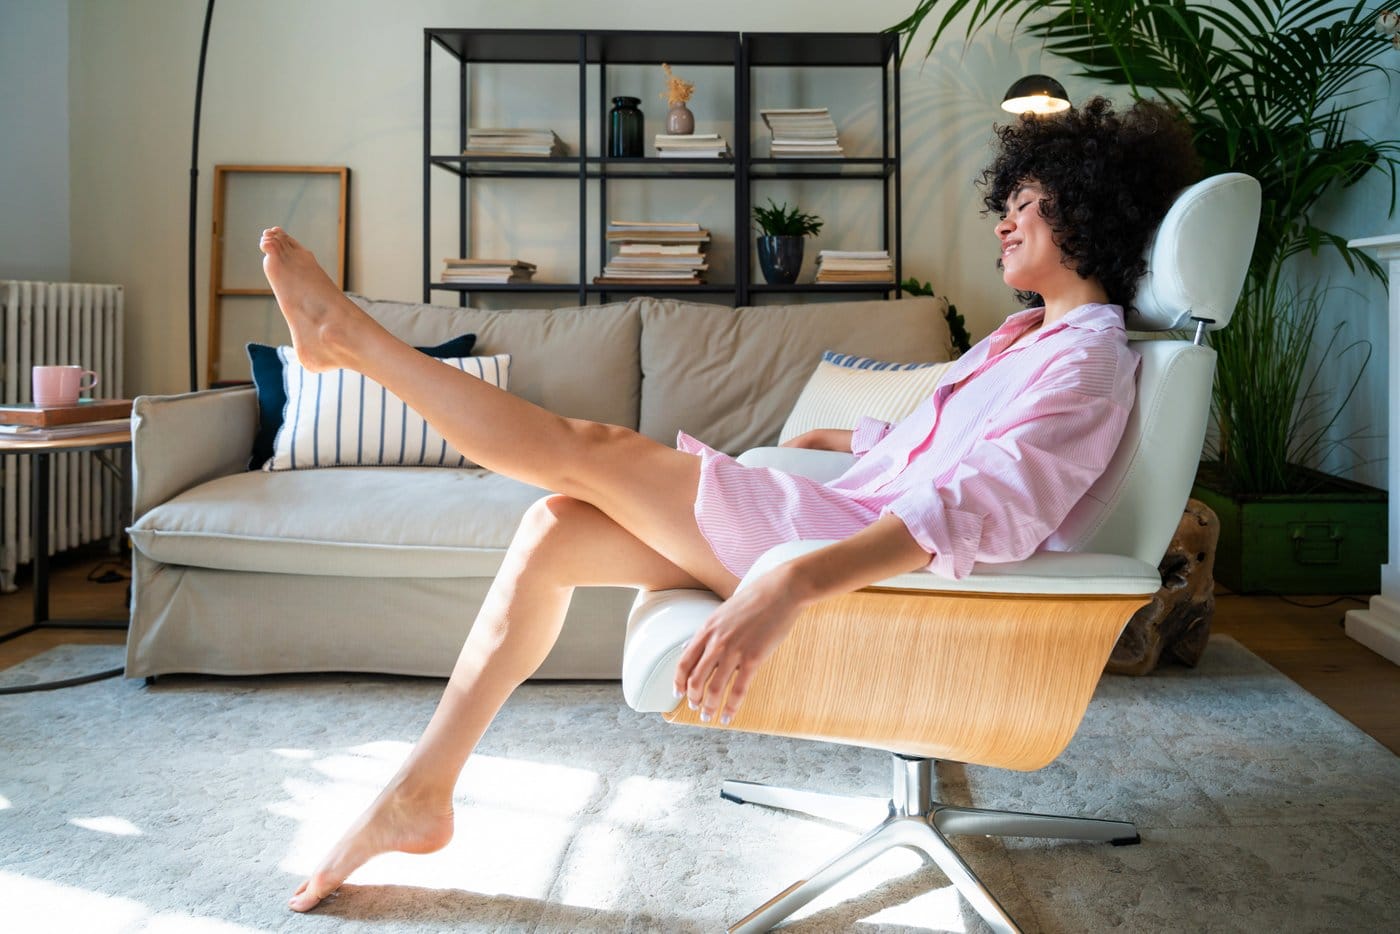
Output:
[
  {"xmin": 463, "ymin": 128, "xmax": 567, "ymax": 157},
  {"xmin": 0, "ymin": 399, "xmax": 134, "ymax": 427},
  {"xmin": 815, "ymin": 249, "xmax": 893, "ymax": 283},
  {"xmin": 598, "ymin": 220, "xmax": 710, "ymax": 286},
  {"xmin": 441, "ymin": 258, "xmax": 538, "ymax": 284},
  {"xmin": 653, "ymin": 133, "xmax": 732, "ymax": 158},
  {"xmin": 0, "ymin": 417, "xmax": 130, "ymax": 441},
  {"xmin": 760, "ymin": 107, "xmax": 844, "ymax": 158}
]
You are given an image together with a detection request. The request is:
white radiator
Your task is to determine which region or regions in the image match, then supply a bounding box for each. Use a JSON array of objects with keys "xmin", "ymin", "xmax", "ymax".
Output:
[{"xmin": 0, "ymin": 280, "xmax": 125, "ymax": 592}]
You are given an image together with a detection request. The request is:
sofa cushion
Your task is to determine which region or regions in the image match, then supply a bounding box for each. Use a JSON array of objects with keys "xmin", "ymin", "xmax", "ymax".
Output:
[
  {"xmin": 353, "ymin": 296, "xmax": 641, "ymax": 430},
  {"xmin": 779, "ymin": 351, "xmax": 954, "ymax": 444},
  {"xmin": 638, "ymin": 296, "xmax": 951, "ymax": 453},
  {"xmin": 266, "ymin": 351, "xmax": 510, "ymax": 471},
  {"xmin": 129, "ymin": 468, "xmax": 550, "ymax": 578}
]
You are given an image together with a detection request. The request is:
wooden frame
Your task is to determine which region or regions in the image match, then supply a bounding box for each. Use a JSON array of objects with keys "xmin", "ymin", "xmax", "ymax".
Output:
[
  {"xmin": 665, "ymin": 586, "xmax": 1151, "ymax": 771},
  {"xmin": 207, "ymin": 165, "xmax": 349, "ymax": 386}
]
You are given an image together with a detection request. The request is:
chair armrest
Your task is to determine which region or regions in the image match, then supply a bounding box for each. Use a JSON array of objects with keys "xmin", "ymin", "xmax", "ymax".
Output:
[
  {"xmin": 131, "ymin": 387, "xmax": 258, "ymax": 519},
  {"xmin": 741, "ymin": 541, "xmax": 1162, "ymax": 597},
  {"xmin": 736, "ymin": 446, "xmax": 855, "ymax": 483}
]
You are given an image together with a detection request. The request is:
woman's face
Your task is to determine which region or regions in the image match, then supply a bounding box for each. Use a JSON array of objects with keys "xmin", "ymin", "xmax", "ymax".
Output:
[{"xmin": 994, "ymin": 181, "xmax": 1068, "ymax": 293}]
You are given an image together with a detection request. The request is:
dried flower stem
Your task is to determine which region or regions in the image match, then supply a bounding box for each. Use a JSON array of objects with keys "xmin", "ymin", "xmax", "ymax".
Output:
[{"xmin": 660, "ymin": 63, "xmax": 695, "ymax": 107}]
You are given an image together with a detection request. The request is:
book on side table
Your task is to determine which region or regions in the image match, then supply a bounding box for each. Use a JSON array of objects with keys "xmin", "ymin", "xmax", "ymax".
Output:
[{"xmin": 0, "ymin": 399, "xmax": 134, "ymax": 440}]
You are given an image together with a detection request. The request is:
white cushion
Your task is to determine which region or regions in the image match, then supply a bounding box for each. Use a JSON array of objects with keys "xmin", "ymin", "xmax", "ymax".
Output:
[
  {"xmin": 266, "ymin": 350, "xmax": 510, "ymax": 470},
  {"xmin": 778, "ymin": 351, "xmax": 952, "ymax": 444},
  {"xmin": 129, "ymin": 467, "xmax": 549, "ymax": 577}
]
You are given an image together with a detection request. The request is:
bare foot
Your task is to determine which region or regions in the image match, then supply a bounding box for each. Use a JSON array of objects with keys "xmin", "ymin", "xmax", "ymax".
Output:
[
  {"xmin": 259, "ymin": 227, "xmax": 363, "ymax": 373},
  {"xmin": 287, "ymin": 786, "xmax": 456, "ymax": 912}
]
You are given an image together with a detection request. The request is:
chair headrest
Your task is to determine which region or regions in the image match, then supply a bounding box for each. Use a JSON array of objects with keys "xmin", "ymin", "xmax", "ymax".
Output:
[{"xmin": 1126, "ymin": 173, "xmax": 1260, "ymax": 332}]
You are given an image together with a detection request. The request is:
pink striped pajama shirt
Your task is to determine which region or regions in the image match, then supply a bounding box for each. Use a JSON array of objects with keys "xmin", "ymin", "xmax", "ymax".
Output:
[{"xmin": 676, "ymin": 302, "xmax": 1140, "ymax": 580}]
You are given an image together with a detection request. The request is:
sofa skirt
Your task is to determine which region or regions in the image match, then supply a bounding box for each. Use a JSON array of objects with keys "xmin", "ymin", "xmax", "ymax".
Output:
[{"xmin": 125, "ymin": 553, "xmax": 637, "ymax": 680}]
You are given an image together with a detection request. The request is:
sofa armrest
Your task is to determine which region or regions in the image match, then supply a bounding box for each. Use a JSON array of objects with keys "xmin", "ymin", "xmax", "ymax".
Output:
[{"xmin": 131, "ymin": 387, "xmax": 258, "ymax": 519}]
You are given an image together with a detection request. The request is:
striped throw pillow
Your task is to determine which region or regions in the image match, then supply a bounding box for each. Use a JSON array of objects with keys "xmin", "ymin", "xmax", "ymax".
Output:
[
  {"xmin": 778, "ymin": 351, "xmax": 952, "ymax": 444},
  {"xmin": 265, "ymin": 349, "xmax": 511, "ymax": 470}
]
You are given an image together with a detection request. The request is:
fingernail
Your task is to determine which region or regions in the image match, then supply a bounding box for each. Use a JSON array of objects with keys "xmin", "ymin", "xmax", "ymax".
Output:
[
  {"xmin": 688, "ymin": 700, "xmax": 699, "ymax": 711},
  {"xmin": 699, "ymin": 710, "xmax": 712, "ymax": 723},
  {"xmin": 720, "ymin": 714, "xmax": 732, "ymax": 726},
  {"xmin": 672, "ymin": 687, "xmax": 682, "ymax": 699}
]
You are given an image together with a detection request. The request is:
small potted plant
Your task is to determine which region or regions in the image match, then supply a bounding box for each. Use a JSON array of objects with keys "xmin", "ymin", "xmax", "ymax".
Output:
[{"xmin": 752, "ymin": 199, "xmax": 824, "ymax": 284}]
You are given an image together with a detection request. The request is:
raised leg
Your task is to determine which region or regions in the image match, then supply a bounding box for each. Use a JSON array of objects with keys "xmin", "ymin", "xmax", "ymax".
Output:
[
  {"xmin": 259, "ymin": 227, "xmax": 738, "ymax": 598},
  {"xmin": 289, "ymin": 495, "xmax": 708, "ymax": 911}
]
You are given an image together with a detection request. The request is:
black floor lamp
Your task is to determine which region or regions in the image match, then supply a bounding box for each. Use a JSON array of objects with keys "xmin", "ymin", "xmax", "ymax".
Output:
[{"xmin": 187, "ymin": 0, "xmax": 217, "ymax": 392}]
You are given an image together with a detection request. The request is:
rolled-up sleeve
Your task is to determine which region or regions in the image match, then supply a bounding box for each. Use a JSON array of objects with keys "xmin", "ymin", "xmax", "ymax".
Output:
[
  {"xmin": 850, "ymin": 416, "xmax": 893, "ymax": 456},
  {"xmin": 886, "ymin": 349, "xmax": 1137, "ymax": 579}
]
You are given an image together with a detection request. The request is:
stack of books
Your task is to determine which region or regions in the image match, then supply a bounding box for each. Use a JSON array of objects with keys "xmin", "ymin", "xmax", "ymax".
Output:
[
  {"xmin": 815, "ymin": 250, "xmax": 894, "ymax": 283},
  {"xmin": 760, "ymin": 108, "xmax": 843, "ymax": 158},
  {"xmin": 462, "ymin": 128, "xmax": 566, "ymax": 157},
  {"xmin": 0, "ymin": 399, "xmax": 134, "ymax": 441},
  {"xmin": 653, "ymin": 133, "xmax": 732, "ymax": 158},
  {"xmin": 597, "ymin": 221, "xmax": 711, "ymax": 286},
  {"xmin": 441, "ymin": 258, "xmax": 538, "ymax": 284}
]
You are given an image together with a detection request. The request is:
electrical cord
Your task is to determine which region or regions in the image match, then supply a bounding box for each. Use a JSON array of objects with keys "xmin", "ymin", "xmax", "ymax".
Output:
[{"xmin": 0, "ymin": 666, "xmax": 123, "ymax": 695}]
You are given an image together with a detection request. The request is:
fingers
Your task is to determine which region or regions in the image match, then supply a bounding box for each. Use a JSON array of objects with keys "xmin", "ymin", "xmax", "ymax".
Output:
[{"xmin": 675, "ymin": 634, "xmax": 745, "ymax": 726}]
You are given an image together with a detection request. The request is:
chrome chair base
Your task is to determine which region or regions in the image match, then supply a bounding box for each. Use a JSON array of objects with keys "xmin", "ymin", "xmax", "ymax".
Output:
[{"xmin": 723, "ymin": 754, "xmax": 1139, "ymax": 934}]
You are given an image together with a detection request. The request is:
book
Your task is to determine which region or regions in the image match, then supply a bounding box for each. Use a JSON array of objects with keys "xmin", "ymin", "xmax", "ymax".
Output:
[
  {"xmin": 0, "ymin": 417, "xmax": 130, "ymax": 439},
  {"xmin": 0, "ymin": 399, "xmax": 134, "ymax": 427},
  {"xmin": 608, "ymin": 220, "xmax": 703, "ymax": 231},
  {"xmin": 617, "ymin": 243, "xmax": 704, "ymax": 255},
  {"xmin": 442, "ymin": 258, "xmax": 537, "ymax": 269},
  {"xmin": 593, "ymin": 276, "xmax": 702, "ymax": 286},
  {"xmin": 654, "ymin": 133, "xmax": 721, "ymax": 141}
]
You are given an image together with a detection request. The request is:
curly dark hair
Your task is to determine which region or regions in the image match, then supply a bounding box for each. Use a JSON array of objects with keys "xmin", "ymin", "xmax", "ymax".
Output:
[{"xmin": 979, "ymin": 96, "xmax": 1202, "ymax": 311}]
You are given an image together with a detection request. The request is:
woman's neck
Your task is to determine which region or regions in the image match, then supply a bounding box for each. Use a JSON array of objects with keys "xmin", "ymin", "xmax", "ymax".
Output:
[{"xmin": 1041, "ymin": 278, "xmax": 1111, "ymax": 326}]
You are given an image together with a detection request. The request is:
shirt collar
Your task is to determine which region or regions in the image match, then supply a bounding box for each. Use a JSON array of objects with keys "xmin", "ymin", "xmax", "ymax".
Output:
[{"xmin": 993, "ymin": 302, "xmax": 1126, "ymax": 341}]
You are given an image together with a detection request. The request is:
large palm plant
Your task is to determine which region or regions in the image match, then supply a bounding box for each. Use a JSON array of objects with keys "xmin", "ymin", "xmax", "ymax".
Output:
[{"xmin": 888, "ymin": 0, "xmax": 1399, "ymax": 493}]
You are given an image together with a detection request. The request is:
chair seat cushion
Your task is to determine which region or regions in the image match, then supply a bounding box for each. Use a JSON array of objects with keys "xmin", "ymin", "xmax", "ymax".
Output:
[{"xmin": 129, "ymin": 468, "xmax": 549, "ymax": 578}]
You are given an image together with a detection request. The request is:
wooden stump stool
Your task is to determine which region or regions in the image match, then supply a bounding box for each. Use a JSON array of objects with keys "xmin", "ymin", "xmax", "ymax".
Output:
[{"xmin": 1107, "ymin": 498, "xmax": 1220, "ymax": 675}]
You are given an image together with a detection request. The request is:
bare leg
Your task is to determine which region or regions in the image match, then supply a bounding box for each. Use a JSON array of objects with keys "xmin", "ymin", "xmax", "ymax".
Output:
[
  {"xmin": 260, "ymin": 227, "xmax": 736, "ymax": 596},
  {"xmin": 289, "ymin": 496, "xmax": 710, "ymax": 911}
]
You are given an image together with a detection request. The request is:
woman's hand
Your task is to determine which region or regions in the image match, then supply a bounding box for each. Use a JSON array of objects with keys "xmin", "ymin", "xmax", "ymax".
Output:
[
  {"xmin": 780, "ymin": 428, "xmax": 854, "ymax": 452},
  {"xmin": 670, "ymin": 515, "xmax": 932, "ymax": 727},
  {"xmin": 672, "ymin": 566, "xmax": 806, "ymax": 726}
]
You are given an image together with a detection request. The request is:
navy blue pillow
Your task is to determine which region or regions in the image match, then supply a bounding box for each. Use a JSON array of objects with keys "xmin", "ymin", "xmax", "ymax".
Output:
[{"xmin": 246, "ymin": 333, "xmax": 477, "ymax": 469}]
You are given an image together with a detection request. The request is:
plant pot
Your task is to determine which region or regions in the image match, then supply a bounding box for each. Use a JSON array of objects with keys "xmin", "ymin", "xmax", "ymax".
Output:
[
  {"xmin": 1192, "ymin": 462, "xmax": 1387, "ymax": 595},
  {"xmin": 756, "ymin": 235, "xmax": 804, "ymax": 284}
]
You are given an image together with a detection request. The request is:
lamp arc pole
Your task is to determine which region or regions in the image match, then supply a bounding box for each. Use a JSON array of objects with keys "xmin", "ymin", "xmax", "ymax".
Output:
[{"xmin": 187, "ymin": 0, "xmax": 216, "ymax": 392}]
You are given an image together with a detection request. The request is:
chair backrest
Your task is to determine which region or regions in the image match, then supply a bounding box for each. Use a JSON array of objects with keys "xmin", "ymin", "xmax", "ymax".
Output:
[{"xmin": 1052, "ymin": 173, "xmax": 1260, "ymax": 564}]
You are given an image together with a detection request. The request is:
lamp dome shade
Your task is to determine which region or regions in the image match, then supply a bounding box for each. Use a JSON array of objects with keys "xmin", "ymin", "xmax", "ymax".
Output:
[{"xmin": 1001, "ymin": 75, "xmax": 1071, "ymax": 115}]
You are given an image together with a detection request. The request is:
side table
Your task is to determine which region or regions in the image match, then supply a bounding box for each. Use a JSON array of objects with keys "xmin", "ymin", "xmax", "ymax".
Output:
[{"xmin": 0, "ymin": 425, "xmax": 132, "ymax": 643}]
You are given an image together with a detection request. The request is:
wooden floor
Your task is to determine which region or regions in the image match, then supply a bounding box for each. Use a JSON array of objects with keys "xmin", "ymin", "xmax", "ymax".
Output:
[{"xmin": 3, "ymin": 550, "xmax": 1398, "ymax": 755}]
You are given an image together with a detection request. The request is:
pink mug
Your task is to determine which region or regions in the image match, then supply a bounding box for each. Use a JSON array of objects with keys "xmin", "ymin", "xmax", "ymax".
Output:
[{"xmin": 32, "ymin": 365, "xmax": 100, "ymax": 406}]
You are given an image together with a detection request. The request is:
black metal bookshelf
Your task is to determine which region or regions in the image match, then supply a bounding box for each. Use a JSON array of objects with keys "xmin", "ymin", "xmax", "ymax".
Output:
[{"xmin": 422, "ymin": 29, "xmax": 901, "ymax": 306}]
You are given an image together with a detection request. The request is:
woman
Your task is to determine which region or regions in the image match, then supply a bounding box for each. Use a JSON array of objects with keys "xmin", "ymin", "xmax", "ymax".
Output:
[{"xmin": 273, "ymin": 96, "xmax": 1200, "ymax": 912}]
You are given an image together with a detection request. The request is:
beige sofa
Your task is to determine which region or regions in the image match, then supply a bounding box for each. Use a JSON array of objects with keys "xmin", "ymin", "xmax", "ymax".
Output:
[{"xmin": 125, "ymin": 294, "xmax": 951, "ymax": 680}]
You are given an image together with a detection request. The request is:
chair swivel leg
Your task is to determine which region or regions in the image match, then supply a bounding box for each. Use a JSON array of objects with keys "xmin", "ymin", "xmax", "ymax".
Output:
[
  {"xmin": 934, "ymin": 803, "xmax": 1140, "ymax": 845},
  {"xmin": 721, "ymin": 779, "xmax": 890, "ymax": 828}
]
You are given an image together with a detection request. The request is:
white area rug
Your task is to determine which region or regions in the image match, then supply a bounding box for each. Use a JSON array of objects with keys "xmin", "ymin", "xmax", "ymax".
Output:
[{"xmin": 1, "ymin": 637, "xmax": 1398, "ymax": 933}]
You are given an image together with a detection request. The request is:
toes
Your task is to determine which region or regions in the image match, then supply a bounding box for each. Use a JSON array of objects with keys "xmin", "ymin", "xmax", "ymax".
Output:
[{"xmin": 288, "ymin": 878, "xmax": 333, "ymax": 912}]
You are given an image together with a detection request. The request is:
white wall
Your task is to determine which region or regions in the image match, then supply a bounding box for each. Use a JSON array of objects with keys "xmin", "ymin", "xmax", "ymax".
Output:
[
  {"xmin": 61, "ymin": 0, "xmax": 1396, "ymax": 487},
  {"xmin": 0, "ymin": 0, "xmax": 71, "ymax": 281}
]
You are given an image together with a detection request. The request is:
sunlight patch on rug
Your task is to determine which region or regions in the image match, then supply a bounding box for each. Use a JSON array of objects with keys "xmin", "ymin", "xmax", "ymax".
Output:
[
  {"xmin": 1, "ymin": 871, "xmax": 257, "ymax": 934},
  {"xmin": 69, "ymin": 816, "xmax": 142, "ymax": 836}
]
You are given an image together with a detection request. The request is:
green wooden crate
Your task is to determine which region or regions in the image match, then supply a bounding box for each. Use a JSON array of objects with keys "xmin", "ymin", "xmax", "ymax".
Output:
[{"xmin": 1192, "ymin": 464, "xmax": 1387, "ymax": 595}]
